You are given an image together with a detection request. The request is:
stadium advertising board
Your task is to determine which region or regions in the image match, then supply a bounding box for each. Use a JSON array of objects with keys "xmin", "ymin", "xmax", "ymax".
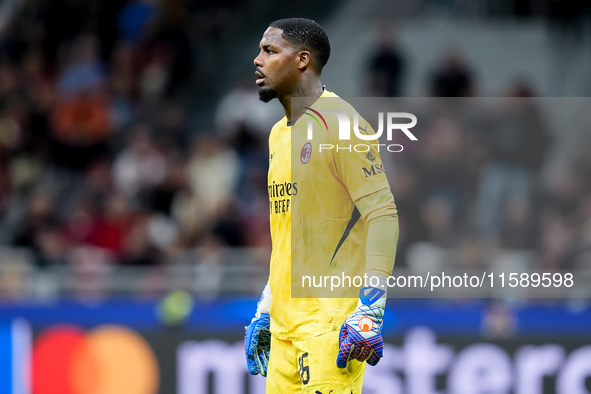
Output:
[
  {"xmin": 178, "ymin": 327, "xmax": 591, "ymax": 394},
  {"xmin": 0, "ymin": 321, "xmax": 590, "ymax": 393}
]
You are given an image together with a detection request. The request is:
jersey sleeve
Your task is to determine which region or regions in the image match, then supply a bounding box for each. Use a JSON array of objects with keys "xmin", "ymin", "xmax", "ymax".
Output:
[
  {"xmin": 355, "ymin": 188, "xmax": 399, "ymax": 277},
  {"xmin": 332, "ymin": 117, "xmax": 391, "ymax": 201}
]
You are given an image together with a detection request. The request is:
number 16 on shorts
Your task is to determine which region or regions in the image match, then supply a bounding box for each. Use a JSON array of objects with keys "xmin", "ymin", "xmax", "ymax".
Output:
[{"xmin": 298, "ymin": 352, "xmax": 310, "ymax": 385}]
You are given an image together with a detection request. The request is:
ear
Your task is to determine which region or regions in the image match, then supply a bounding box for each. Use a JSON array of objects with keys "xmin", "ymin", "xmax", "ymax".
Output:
[{"xmin": 297, "ymin": 51, "xmax": 311, "ymax": 71}]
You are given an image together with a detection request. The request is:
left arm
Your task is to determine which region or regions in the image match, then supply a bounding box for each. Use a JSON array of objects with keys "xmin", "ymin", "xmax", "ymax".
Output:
[
  {"xmin": 337, "ymin": 187, "xmax": 399, "ymax": 368},
  {"xmin": 357, "ymin": 187, "xmax": 399, "ymax": 278}
]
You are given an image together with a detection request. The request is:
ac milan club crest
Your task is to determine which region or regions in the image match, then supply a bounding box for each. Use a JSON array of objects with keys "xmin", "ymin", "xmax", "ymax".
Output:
[{"xmin": 300, "ymin": 142, "xmax": 312, "ymax": 164}]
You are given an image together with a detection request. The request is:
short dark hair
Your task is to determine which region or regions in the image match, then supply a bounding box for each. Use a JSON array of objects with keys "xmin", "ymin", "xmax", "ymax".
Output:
[{"xmin": 269, "ymin": 18, "xmax": 330, "ymax": 73}]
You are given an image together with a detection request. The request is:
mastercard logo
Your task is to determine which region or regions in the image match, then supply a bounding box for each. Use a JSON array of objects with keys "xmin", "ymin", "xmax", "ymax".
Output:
[{"xmin": 31, "ymin": 325, "xmax": 159, "ymax": 394}]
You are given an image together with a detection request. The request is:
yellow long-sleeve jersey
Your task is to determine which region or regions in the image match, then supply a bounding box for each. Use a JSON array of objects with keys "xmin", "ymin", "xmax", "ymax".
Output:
[{"xmin": 268, "ymin": 90, "xmax": 394, "ymax": 341}]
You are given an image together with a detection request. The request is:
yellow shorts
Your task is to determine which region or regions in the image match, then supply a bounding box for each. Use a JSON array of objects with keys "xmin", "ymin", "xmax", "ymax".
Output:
[{"xmin": 266, "ymin": 330, "xmax": 366, "ymax": 394}]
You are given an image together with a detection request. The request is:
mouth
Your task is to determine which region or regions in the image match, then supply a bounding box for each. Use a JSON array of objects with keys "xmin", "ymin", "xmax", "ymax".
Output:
[{"xmin": 255, "ymin": 70, "xmax": 265, "ymax": 85}]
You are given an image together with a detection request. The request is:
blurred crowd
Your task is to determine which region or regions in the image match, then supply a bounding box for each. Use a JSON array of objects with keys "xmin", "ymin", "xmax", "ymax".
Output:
[
  {"xmin": 0, "ymin": 0, "xmax": 271, "ymax": 278},
  {"xmin": 365, "ymin": 33, "xmax": 591, "ymax": 274},
  {"xmin": 0, "ymin": 0, "xmax": 589, "ymax": 299}
]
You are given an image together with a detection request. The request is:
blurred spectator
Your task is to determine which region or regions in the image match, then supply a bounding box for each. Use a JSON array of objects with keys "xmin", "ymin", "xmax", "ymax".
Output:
[
  {"xmin": 138, "ymin": 43, "xmax": 173, "ymax": 102},
  {"xmin": 211, "ymin": 200, "xmax": 245, "ymax": 247},
  {"xmin": 545, "ymin": 0, "xmax": 587, "ymax": 46},
  {"xmin": 428, "ymin": 46, "xmax": 475, "ymax": 97},
  {"xmin": 139, "ymin": 0, "xmax": 193, "ymax": 97},
  {"xmin": 475, "ymin": 80, "xmax": 550, "ymax": 237},
  {"xmin": 108, "ymin": 41, "xmax": 136, "ymax": 132},
  {"xmin": 215, "ymin": 76, "xmax": 281, "ymax": 152},
  {"xmin": 50, "ymin": 90, "xmax": 111, "ymax": 169},
  {"xmin": 82, "ymin": 158, "xmax": 114, "ymax": 202},
  {"xmin": 60, "ymin": 196, "xmax": 100, "ymax": 249},
  {"xmin": 94, "ymin": 1, "xmax": 126, "ymax": 62},
  {"xmin": 364, "ymin": 24, "xmax": 406, "ymax": 97},
  {"xmin": 155, "ymin": 99, "xmax": 190, "ymax": 151},
  {"xmin": 149, "ymin": 155, "xmax": 186, "ymax": 216},
  {"xmin": 237, "ymin": 164, "xmax": 271, "ymax": 248},
  {"xmin": 414, "ymin": 117, "xmax": 469, "ymax": 223},
  {"xmin": 19, "ymin": 50, "xmax": 55, "ymax": 159},
  {"xmin": 388, "ymin": 165, "xmax": 422, "ymax": 268},
  {"xmin": 419, "ymin": 196, "xmax": 457, "ymax": 247},
  {"xmin": 543, "ymin": 168, "xmax": 581, "ymax": 221},
  {"xmin": 112, "ymin": 123, "xmax": 167, "ymax": 202},
  {"xmin": 147, "ymin": 212, "xmax": 179, "ymax": 251},
  {"xmin": 40, "ymin": 0, "xmax": 94, "ymax": 64},
  {"xmin": 214, "ymin": 78, "xmax": 275, "ymax": 248},
  {"xmin": 12, "ymin": 189, "xmax": 58, "ymax": 263},
  {"xmin": 0, "ymin": 87, "xmax": 25, "ymax": 209},
  {"xmin": 51, "ymin": 35, "xmax": 112, "ymax": 169},
  {"xmin": 0, "ymin": 64, "xmax": 24, "ymax": 153},
  {"xmin": 538, "ymin": 213, "xmax": 576, "ymax": 271},
  {"xmin": 172, "ymin": 136, "xmax": 240, "ymax": 245},
  {"xmin": 170, "ymin": 180, "xmax": 201, "ymax": 246},
  {"xmin": 121, "ymin": 211, "xmax": 162, "ymax": 266},
  {"xmin": 500, "ymin": 195, "xmax": 537, "ymax": 250},
  {"xmin": 57, "ymin": 35, "xmax": 106, "ymax": 97},
  {"xmin": 34, "ymin": 226, "xmax": 67, "ymax": 268},
  {"xmin": 0, "ymin": 61, "xmax": 20, "ymax": 98},
  {"xmin": 186, "ymin": 136, "xmax": 239, "ymax": 217},
  {"xmin": 88, "ymin": 194, "xmax": 132, "ymax": 257}
]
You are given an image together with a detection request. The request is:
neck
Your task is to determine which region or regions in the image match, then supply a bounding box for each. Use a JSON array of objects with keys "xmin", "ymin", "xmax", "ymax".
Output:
[{"xmin": 279, "ymin": 78, "xmax": 324, "ymax": 123}]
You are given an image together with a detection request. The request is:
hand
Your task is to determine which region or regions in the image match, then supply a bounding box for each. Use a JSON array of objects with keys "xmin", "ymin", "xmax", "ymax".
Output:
[
  {"xmin": 245, "ymin": 313, "xmax": 271, "ymax": 376},
  {"xmin": 337, "ymin": 286, "xmax": 385, "ymax": 368}
]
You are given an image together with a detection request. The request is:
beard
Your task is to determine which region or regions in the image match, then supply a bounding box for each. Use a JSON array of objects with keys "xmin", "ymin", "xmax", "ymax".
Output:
[{"xmin": 258, "ymin": 87, "xmax": 277, "ymax": 103}]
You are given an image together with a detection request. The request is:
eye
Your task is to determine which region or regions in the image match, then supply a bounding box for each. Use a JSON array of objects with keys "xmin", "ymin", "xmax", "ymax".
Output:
[{"xmin": 266, "ymin": 48, "xmax": 275, "ymax": 54}]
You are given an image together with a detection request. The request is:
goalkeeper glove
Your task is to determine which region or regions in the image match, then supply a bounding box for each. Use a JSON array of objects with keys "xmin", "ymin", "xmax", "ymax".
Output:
[
  {"xmin": 245, "ymin": 283, "xmax": 272, "ymax": 376},
  {"xmin": 337, "ymin": 284, "xmax": 386, "ymax": 368}
]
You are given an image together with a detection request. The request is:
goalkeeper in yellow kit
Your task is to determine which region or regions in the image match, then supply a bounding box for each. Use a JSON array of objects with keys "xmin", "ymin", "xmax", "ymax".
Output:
[{"xmin": 244, "ymin": 18, "xmax": 399, "ymax": 393}]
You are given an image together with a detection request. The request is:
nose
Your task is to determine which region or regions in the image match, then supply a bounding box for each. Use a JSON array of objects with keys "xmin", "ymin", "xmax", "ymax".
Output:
[{"xmin": 254, "ymin": 52, "xmax": 263, "ymax": 67}]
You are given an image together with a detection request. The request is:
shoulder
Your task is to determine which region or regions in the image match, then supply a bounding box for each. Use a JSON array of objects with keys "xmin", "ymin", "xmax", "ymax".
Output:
[
  {"xmin": 321, "ymin": 91, "xmax": 376, "ymax": 137},
  {"xmin": 271, "ymin": 116, "xmax": 287, "ymax": 131},
  {"xmin": 269, "ymin": 116, "xmax": 288, "ymax": 137},
  {"xmin": 269, "ymin": 116, "xmax": 288, "ymax": 146},
  {"xmin": 321, "ymin": 90, "xmax": 357, "ymax": 115}
]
